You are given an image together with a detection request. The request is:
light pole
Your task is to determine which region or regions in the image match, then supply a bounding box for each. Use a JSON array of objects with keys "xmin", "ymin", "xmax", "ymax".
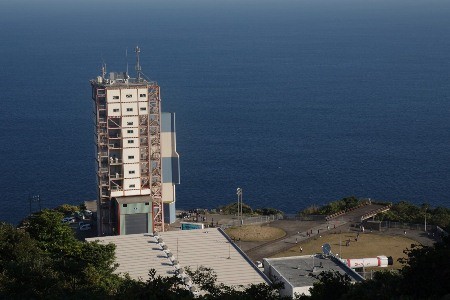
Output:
[
  {"xmin": 424, "ymin": 207, "xmax": 427, "ymax": 232},
  {"xmin": 236, "ymin": 188, "xmax": 242, "ymax": 224}
]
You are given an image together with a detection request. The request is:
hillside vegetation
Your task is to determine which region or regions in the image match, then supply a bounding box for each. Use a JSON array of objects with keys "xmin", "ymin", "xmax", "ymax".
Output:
[{"xmin": 299, "ymin": 197, "xmax": 450, "ymax": 231}]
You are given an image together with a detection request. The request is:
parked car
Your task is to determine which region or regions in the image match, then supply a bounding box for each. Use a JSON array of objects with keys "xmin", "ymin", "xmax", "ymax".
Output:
[
  {"xmin": 62, "ymin": 217, "xmax": 76, "ymax": 224},
  {"xmin": 74, "ymin": 211, "xmax": 85, "ymax": 220},
  {"xmin": 79, "ymin": 224, "xmax": 92, "ymax": 231}
]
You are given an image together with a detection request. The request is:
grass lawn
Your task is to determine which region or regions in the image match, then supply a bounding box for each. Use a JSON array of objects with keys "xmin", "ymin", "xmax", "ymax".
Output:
[
  {"xmin": 225, "ymin": 225, "xmax": 286, "ymax": 242},
  {"xmin": 272, "ymin": 232, "xmax": 418, "ymax": 269}
]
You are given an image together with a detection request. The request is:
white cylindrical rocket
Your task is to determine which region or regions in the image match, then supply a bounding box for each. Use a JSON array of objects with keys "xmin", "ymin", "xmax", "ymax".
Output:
[{"xmin": 345, "ymin": 256, "xmax": 393, "ymax": 268}]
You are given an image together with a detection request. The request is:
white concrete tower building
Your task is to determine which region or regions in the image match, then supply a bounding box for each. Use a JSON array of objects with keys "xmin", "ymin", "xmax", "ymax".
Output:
[{"xmin": 91, "ymin": 48, "xmax": 179, "ymax": 236}]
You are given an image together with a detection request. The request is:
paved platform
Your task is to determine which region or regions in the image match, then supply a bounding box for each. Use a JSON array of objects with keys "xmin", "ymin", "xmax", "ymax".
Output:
[
  {"xmin": 238, "ymin": 204, "xmax": 437, "ymax": 261},
  {"xmin": 244, "ymin": 219, "xmax": 346, "ymax": 261}
]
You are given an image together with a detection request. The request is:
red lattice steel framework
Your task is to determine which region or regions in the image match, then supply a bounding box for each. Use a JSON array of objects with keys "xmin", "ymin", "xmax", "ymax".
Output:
[
  {"xmin": 93, "ymin": 81, "xmax": 164, "ymax": 235},
  {"xmin": 147, "ymin": 83, "xmax": 164, "ymax": 232},
  {"xmin": 93, "ymin": 86, "xmax": 113, "ymax": 235}
]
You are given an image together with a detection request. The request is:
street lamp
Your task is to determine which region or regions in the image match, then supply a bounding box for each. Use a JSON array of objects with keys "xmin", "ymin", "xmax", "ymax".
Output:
[
  {"xmin": 424, "ymin": 207, "xmax": 427, "ymax": 232},
  {"xmin": 236, "ymin": 188, "xmax": 242, "ymax": 224}
]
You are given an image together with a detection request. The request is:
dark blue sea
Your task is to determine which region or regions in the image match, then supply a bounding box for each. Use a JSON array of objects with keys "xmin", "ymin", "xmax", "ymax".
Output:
[{"xmin": 1, "ymin": 0, "xmax": 450, "ymax": 225}]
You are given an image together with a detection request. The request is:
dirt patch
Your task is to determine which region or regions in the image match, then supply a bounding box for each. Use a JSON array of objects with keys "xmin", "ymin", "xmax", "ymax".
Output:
[
  {"xmin": 272, "ymin": 232, "xmax": 418, "ymax": 269},
  {"xmin": 225, "ymin": 225, "xmax": 286, "ymax": 242}
]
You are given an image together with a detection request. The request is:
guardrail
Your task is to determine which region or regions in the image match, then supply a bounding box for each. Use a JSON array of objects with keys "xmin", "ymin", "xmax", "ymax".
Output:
[
  {"xmin": 360, "ymin": 204, "xmax": 392, "ymax": 221},
  {"xmin": 325, "ymin": 200, "xmax": 372, "ymax": 221},
  {"xmin": 325, "ymin": 210, "xmax": 346, "ymax": 221}
]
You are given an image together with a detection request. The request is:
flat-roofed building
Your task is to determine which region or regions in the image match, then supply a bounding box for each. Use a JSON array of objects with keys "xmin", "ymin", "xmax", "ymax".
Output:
[
  {"xmin": 263, "ymin": 255, "xmax": 364, "ymax": 298},
  {"xmin": 87, "ymin": 228, "xmax": 269, "ymax": 288}
]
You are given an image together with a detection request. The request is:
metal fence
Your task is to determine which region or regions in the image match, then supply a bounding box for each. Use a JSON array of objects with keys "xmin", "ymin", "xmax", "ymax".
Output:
[
  {"xmin": 380, "ymin": 221, "xmax": 437, "ymax": 232},
  {"xmin": 282, "ymin": 214, "xmax": 327, "ymax": 221},
  {"xmin": 221, "ymin": 215, "xmax": 279, "ymax": 229}
]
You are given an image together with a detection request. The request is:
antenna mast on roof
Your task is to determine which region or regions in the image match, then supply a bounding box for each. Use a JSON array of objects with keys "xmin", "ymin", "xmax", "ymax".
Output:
[
  {"xmin": 101, "ymin": 54, "xmax": 106, "ymax": 80},
  {"xmin": 126, "ymin": 48, "xmax": 129, "ymax": 76},
  {"xmin": 101, "ymin": 62, "xmax": 106, "ymax": 80},
  {"xmin": 135, "ymin": 46, "xmax": 142, "ymax": 81}
]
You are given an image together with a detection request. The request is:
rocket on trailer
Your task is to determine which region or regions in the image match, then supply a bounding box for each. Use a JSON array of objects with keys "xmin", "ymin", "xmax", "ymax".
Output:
[{"xmin": 345, "ymin": 256, "xmax": 394, "ymax": 268}]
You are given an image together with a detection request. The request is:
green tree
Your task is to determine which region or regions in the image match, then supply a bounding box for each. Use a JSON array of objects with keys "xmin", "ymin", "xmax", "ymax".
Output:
[
  {"xmin": 0, "ymin": 223, "xmax": 59, "ymax": 299},
  {"xmin": 21, "ymin": 209, "xmax": 78, "ymax": 253},
  {"xmin": 219, "ymin": 202, "xmax": 253, "ymax": 215},
  {"xmin": 54, "ymin": 204, "xmax": 80, "ymax": 216},
  {"xmin": 254, "ymin": 208, "xmax": 284, "ymax": 216},
  {"xmin": 5, "ymin": 210, "xmax": 125, "ymax": 298},
  {"xmin": 429, "ymin": 206, "xmax": 450, "ymax": 230},
  {"xmin": 117, "ymin": 268, "xmax": 190, "ymax": 300},
  {"xmin": 303, "ymin": 271, "xmax": 352, "ymax": 300},
  {"xmin": 342, "ymin": 270, "xmax": 402, "ymax": 300},
  {"xmin": 398, "ymin": 237, "xmax": 450, "ymax": 299},
  {"xmin": 298, "ymin": 196, "xmax": 362, "ymax": 216}
]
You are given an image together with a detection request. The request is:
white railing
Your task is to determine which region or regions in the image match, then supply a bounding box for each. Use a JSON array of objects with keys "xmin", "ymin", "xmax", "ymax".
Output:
[{"xmin": 109, "ymin": 157, "xmax": 122, "ymax": 164}]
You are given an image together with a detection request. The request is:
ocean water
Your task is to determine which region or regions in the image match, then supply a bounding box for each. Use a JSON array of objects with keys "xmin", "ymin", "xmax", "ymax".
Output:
[{"xmin": 1, "ymin": 0, "xmax": 450, "ymax": 224}]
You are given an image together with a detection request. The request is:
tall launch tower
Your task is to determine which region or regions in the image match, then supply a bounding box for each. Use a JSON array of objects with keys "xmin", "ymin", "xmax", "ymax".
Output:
[{"xmin": 91, "ymin": 47, "xmax": 179, "ymax": 236}]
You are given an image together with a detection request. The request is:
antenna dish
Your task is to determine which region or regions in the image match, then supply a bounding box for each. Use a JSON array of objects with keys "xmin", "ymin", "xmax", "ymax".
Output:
[{"xmin": 322, "ymin": 243, "xmax": 332, "ymax": 256}]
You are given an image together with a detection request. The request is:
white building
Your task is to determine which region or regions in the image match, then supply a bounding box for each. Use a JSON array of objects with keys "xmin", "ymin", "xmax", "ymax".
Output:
[
  {"xmin": 87, "ymin": 228, "xmax": 270, "ymax": 288},
  {"xmin": 263, "ymin": 255, "xmax": 364, "ymax": 298},
  {"xmin": 91, "ymin": 47, "xmax": 179, "ymax": 236}
]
